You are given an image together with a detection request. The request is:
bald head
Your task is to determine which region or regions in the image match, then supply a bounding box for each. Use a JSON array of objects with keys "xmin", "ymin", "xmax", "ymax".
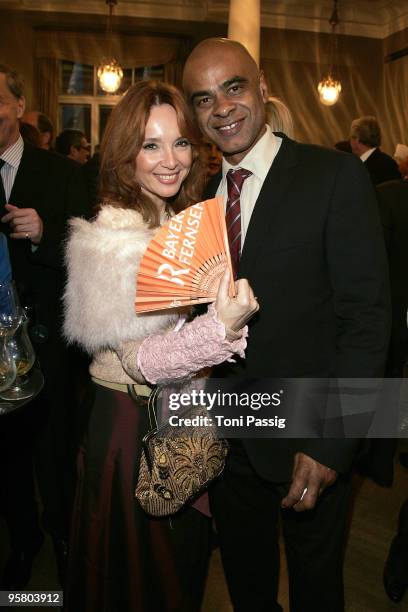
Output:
[
  {"xmin": 183, "ymin": 37, "xmax": 267, "ymax": 165},
  {"xmin": 183, "ymin": 38, "xmax": 258, "ymax": 92}
]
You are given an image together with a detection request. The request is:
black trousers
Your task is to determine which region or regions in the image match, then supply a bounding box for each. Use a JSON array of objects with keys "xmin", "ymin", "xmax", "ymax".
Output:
[
  {"xmin": 386, "ymin": 498, "xmax": 408, "ymax": 583},
  {"xmin": 0, "ymin": 400, "xmax": 44, "ymax": 552},
  {"xmin": 210, "ymin": 441, "xmax": 352, "ymax": 612}
]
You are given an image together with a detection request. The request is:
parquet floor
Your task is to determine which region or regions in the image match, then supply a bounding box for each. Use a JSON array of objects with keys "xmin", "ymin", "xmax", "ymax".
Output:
[
  {"xmin": 1, "ymin": 443, "xmax": 407, "ymax": 611},
  {"xmin": 203, "ymin": 442, "xmax": 408, "ymax": 612}
]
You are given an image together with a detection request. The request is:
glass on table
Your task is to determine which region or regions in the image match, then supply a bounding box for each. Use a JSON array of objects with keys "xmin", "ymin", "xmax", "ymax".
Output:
[{"xmin": 0, "ymin": 281, "xmax": 38, "ymax": 402}]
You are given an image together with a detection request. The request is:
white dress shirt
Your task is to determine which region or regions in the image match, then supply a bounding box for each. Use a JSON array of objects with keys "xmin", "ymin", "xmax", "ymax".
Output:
[
  {"xmin": 360, "ymin": 147, "xmax": 376, "ymax": 162},
  {"xmin": 216, "ymin": 125, "xmax": 282, "ymax": 245},
  {"xmin": 0, "ymin": 135, "xmax": 24, "ymax": 201}
]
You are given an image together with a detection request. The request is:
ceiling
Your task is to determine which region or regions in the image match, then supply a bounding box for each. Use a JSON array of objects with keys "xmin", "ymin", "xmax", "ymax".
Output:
[{"xmin": 1, "ymin": 0, "xmax": 407, "ymax": 39}]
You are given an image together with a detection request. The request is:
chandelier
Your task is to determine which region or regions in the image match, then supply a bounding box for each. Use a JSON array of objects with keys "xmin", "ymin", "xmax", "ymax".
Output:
[
  {"xmin": 97, "ymin": 0, "xmax": 123, "ymax": 94},
  {"xmin": 317, "ymin": 0, "xmax": 342, "ymax": 106}
]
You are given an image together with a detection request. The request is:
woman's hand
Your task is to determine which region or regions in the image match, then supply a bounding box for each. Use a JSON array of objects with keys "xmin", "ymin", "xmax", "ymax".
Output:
[{"xmin": 215, "ymin": 268, "xmax": 259, "ymax": 332}]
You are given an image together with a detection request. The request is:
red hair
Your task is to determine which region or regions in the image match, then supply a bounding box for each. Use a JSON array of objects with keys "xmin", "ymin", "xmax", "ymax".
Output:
[{"xmin": 99, "ymin": 80, "xmax": 205, "ymax": 227}]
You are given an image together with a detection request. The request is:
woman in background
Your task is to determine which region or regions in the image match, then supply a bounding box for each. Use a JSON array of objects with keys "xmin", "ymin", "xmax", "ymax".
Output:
[
  {"xmin": 265, "ymin": 95, "xmax": 294, "ymax": 139},
  {"xmin": 63, "ymin": 80, "xmax": 258, "ymax": 612}
]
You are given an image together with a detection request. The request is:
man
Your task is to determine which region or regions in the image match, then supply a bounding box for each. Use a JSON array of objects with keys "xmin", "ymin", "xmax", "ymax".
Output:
[
  {"xmin": 22, "ymin": 110, "xmax": 53, "ymax": 150},
  {"xmin": 0, "ymin": 65, "xmax": 89, "ymax": 588},
  {"xmin": 55, "ymin": 128, "xmax": 90, "ymax": 164},
  {"xmin": 377, "ymin": 177, "xmax": 408, "ymax": 377},
  {"xmin": 376, "ymin": 174, "xmax": 408, "ymax": 602},
  {"xmin": 350, "ymin": 116, "xmax": 401, "ymax": 185},
  {"xmin": 183, "ymin": 39, "xmax": 390, "ymax": 611}
]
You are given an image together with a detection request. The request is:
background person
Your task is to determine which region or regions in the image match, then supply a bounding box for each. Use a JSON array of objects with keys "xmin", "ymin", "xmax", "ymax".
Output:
[
  {"xmin": 22, "ymin": 111, "xmax": 53, "ymax": 150},
  {"xmin": 0, "ymin": 64, "xmax": 90, "ymax": 589},
  {"xmin": 350, "ymin": 116, "xmax": 401, "ymax": 185},
  {"xmin": 55, "ymin": 128, "xmax": 90, "ymax": 164},
  {"xmin": 376, "ymin": 173, "xmax": 408, "ymax": 603},
  {"xmin": 265, "ymin": 95, "xmax": 294, "ymax": 138},
  {"xmin": 203, "ymin": 139, "xmax": 222, "ymax": 176},
  {"xmin": 393, "ymin": 143, "xmax": 408, "ymax": 179}
]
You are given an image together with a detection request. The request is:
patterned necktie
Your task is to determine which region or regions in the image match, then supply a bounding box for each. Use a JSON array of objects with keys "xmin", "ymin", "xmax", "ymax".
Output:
[
  {"xmin": 0, "ymin": 159, "xmax": 6, "ymax": 209},
  {"xmin": 226, "ymin": 168, "xmax": 252, "ymax": 278}
]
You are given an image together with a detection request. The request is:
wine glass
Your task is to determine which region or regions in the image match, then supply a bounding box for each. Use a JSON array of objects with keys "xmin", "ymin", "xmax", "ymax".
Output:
[
  {"xmin": 0, "ymin": 308, "xmax": 36, "ymax": 401},
  {"xmin": 0, "ymin": 314, "xmax": 17, "ymax": 392},
  {"xmin": 0, "ymin": 281, "xmax": 19, "ymax": 388},
  {"xmin": 0, "ymin": 281, "xmax": 37, "ymax": 402}
]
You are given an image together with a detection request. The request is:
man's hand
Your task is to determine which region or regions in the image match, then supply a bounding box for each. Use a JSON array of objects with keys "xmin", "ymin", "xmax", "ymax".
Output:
[
  {"xmin": 281, "ymin": 452, "xmax": 337, "ymax": 512},
  {"xmin": 1, "ymin": 204, "xmax": 44, "ymax": 244},
  {"xmin": 214, "ymin": 267, "xmax": 259, "ymax": 332}
]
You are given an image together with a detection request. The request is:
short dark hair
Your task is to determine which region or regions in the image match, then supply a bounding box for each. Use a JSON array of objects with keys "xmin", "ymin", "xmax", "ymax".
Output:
[
  {"xmin": 55, "ymin": 129, "xmax": 85, "ymax": 156},
  {"xmin": 0, "ymin": 64, "xmax": 24, "ymax": 99},
  {"xmin": 350, "ymin": 116, "xmax": 381, "ymax": 148},
  {"xmin": 20, "ymin": 121, "xmax": 41, "ymax": 147}
]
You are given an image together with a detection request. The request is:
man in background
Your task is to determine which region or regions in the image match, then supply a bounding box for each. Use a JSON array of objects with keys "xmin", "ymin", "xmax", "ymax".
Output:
[
  {"xmin": 376, "ymin": 172, "xmax": 408, "ymax": 603},
  {"xmin": 55, "ymin": 128, "xmax": 90, "ymax": 164},
  {"xmin": 0, "ymin": 64, "xmax": 89, "ymax": 589},
  {"xmin": 350, "ymin": 116, "xmax": 401, "ymax": 185},
  {"xmin": 22, "ymin": 110, "xmax": 53, "ymax": 150},
  {"xmin": 393, "ymin": 143, "xmax": 408, "ymax": 180}
]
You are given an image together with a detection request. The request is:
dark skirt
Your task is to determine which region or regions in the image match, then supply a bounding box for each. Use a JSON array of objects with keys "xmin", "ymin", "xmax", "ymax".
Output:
[{"xmin": 65, "ymin": 383, "xmax": 211, "ymax": 612}]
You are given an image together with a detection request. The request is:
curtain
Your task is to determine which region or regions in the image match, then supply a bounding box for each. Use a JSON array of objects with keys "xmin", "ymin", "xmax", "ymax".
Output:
[
  {"xmin": 35, "ymin": 31, "xmax": 180, "ymax": 68},
  {"xmin": 34, "ymin": 57, "xmax": 59, "ymax": 135},
  {"xmin": 164, "ymin": 40, "xmax": 192, "ymax": 88},
  {"xmin": 260, "ymin": 28, "xmax": 382, "ymax": 147}
]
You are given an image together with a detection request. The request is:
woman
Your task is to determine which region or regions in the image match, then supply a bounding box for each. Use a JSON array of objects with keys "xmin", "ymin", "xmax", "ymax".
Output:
[
  {"xmin": 63, "ymin": 81, "xmax": 258, "ymax": 612},
  {"xmin": 265, "ymin": 95, "xmax": 294, "ymax": 139}
]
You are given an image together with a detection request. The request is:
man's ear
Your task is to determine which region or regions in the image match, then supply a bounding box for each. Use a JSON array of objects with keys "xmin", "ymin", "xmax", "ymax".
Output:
[
  {"xmin": 17, "ymin": 96, "xmax": 26, "ymax": 119},
  {"xmin": 259, "ymin": 71, "xmax": 269, "ymax": 103}
]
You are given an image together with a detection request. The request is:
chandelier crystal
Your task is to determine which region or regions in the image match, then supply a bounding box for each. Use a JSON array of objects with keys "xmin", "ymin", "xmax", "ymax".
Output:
[
  {"xmin": 318, "ymin": 76, "xmax": 342, "ymax": 106},
  {"xmin": 318, "ymin": 0, "xmax": 342, "ymax": 106},
  {"xmin": 98, "ymin": 59, "xmax": 123, "ymax": 93},
  {"xmin": 98, "ymin": 0, "xmax": 123, "ymax": 94}
]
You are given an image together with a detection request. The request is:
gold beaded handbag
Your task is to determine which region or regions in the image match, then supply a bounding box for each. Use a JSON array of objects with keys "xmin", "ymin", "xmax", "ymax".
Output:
[{"xmin": 133, "ymin": 385, "xmax": 228, "ymax": 517}]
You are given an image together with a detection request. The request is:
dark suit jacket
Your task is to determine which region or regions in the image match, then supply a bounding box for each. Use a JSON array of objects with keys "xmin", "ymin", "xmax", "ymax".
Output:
[
  {"xmin": 364, "ymin": 148, "xmax": 401, "ymax": 186},
  {"xmin": 376, "ymin": 178, "xmax": 408, "ymax": 375},
  {"xmin": 206, "ymin": 135, "xmax": 391, "ymax": 481},
  {"xmin": 2, "ymin": 144, "xmax": 89, "ymax": 382}
]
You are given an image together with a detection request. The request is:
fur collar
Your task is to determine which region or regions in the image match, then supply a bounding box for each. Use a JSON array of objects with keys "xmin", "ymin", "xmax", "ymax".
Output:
[{"xmin": 64, "ymin": 205, "xmax": 179, "ymax": 354}]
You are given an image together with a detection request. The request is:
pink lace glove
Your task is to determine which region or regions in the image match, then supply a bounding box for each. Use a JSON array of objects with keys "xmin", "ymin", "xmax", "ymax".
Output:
[{"xmin": 137, "ymin": 304, "xmax": 248, "ymax": 385}]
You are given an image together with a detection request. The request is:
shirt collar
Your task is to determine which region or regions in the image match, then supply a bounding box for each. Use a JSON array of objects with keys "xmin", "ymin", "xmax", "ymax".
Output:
[
  {"xmin": 0, "ymin": 134, "xmax": 24, "ymax": 169},
  {"xmin": 221, "ymin": 125, "xmax": 282, "ymax": 181},
  {"xmin": 360, "ymin": 147, "xmax": 376, "ymax": 162}
]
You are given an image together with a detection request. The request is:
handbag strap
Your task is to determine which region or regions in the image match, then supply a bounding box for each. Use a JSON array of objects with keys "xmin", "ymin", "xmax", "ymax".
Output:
[
  {"xmin": 147, "ymin": 385, "xmax": 160, "ymax": 430},
  {"xmin": 127, "ymin": 382, "xmax": 158, "ymax": 426}
]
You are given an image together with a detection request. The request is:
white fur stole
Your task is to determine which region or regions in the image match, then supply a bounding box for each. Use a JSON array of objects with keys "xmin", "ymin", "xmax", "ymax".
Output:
[{"xmin": 63, "ymin": 205, "xmax": 179, "ymax": 354}]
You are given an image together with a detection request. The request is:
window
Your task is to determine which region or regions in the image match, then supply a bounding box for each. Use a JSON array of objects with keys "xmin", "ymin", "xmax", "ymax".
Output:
[{"xmin": 58, "ymin": 61, "xmax": 165, "ymax": 150}]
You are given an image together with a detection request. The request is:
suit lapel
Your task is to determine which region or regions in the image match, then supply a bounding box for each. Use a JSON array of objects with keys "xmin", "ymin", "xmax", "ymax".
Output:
[
  {"xmin": 239, "ymin": 135, "xmax": 298, "ymax": 278},
  {"xmin": 9, "ymin": 145, "xmax": 34, "ymax": 204}
]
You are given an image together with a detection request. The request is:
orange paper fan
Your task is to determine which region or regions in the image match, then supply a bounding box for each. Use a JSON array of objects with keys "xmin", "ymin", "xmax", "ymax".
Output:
[{"xmin": 135, "ymin": 196, "xmax": 234, "ymax": 313}]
